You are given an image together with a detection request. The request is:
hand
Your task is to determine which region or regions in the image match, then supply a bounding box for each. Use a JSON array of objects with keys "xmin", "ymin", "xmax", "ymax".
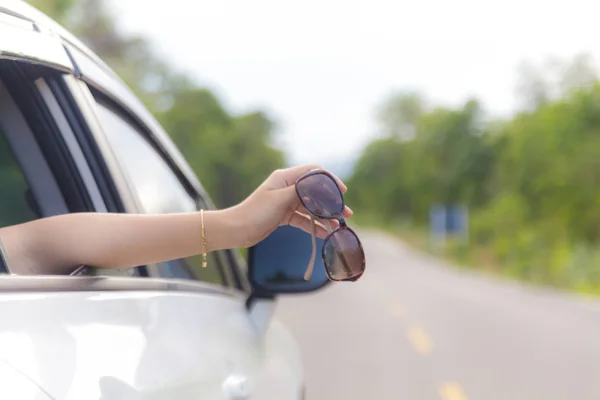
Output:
[{"xmin": 231, "ymin": 165, "xmax": 353, "ymax": 248}]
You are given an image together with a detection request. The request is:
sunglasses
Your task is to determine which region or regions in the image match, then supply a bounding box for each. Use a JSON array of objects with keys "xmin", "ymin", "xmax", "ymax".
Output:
[{"xmin": 295, "ymin": 170, "xmax": 366, "ymax": 282}]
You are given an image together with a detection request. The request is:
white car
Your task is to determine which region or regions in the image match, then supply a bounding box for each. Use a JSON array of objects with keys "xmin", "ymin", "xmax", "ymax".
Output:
[{"xmin": 0, "ymin": 1, "xmax": 331, "ymax": 399}]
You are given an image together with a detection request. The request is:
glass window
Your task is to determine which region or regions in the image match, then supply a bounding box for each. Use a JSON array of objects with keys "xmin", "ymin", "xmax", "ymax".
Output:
[
  {"xmin": 0, "ymin": 129, "xmax": 39, "ymax": 227},
  {"xmin": 94, "ymin": 100, "xmax": 226, "ymax": 286}
]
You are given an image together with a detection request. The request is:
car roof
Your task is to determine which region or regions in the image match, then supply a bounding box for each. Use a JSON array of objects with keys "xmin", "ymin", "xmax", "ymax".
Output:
[{"xmin": 0, "ymin": 0, "xmax": 108, "ymax": 72}]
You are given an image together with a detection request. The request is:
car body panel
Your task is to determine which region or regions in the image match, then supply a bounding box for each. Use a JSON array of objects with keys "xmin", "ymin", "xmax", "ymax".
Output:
[
  {"xmin": 251, "ymin": 319, "xmax": 304, "ymax": 399},
  {"xmin": 0, "ymin": 8, "xmax": 72, "ymax": 72},
  {"xmin": 0, "ymin": 274, "xmax": 305, "ymax": 400},
  {"xmin": 0, "ymin": 288, "xmax": 259, "ymax": 400}
]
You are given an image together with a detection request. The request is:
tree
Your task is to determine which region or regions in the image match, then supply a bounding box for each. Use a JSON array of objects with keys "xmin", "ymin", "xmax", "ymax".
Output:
[
  {"xmin": 559, "ymin": 54, "xmax": 598, "ymax": 96},
  {"xmin": 378, "ymin": 92, "xmax": 425, "ymax": 140},
  {"xmin": 516, "ymin": 54, "xmax": 599, "ymax": 111},
  {"xmin": 28, "ymin": 0, "xmax": 76, "ymax": 25},
  {"xmin": 515, "ymin": 60, "xmax": 551, "ymax": 110},
  {"xmin": 159, "ymin": 89, "xmax": 284, "ymax": 207},
  {"xmin": 349, "ymin": 96, "xmax": 494, "ymax": 223}
]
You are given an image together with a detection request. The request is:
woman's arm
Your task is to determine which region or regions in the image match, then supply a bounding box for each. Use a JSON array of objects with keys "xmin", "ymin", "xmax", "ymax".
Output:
[
  {"xmin": 0, "ymin": 165, "xmax": 351, "ymax": 275},
  {"xmin": 0, "ymin": 209, "xmax": 243, "ymax": 275}
]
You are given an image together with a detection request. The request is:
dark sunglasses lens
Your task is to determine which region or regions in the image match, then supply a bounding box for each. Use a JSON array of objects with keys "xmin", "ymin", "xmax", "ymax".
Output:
[
  {"xmin": 297, "ymin": 173, "xmax": 344, "ymax": 217},
  {"xmin": 323, "ymin": 229, "xmax": 364, "ymax": 281}
]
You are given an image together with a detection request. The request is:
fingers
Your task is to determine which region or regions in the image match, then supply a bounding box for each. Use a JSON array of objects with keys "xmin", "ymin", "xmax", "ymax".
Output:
[
  {"xmin": 267, "ymin": 164, "xmax": 348, "ymax": 193},
  {"xmin": 344, "ymin": 205, "xmax": 353, "ymax": 218},
  {"xmin": 288, "ymin": 212, "xmax": 330, "ymax": 239},
  {"xmin": 328, "ymin": 171, "xmax": 348, "ymax": 193}
]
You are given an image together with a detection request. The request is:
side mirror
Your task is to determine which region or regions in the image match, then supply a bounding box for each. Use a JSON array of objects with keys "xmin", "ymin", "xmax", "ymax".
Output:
[{"xmin": 248, "ymin": 226, "xmax": 330, "ymax": 295}]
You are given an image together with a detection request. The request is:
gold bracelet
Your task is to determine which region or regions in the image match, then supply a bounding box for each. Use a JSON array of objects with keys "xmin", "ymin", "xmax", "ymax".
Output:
[{"xmin": 201, "ymin": 209, "xmax": 207, "ymax": 268}]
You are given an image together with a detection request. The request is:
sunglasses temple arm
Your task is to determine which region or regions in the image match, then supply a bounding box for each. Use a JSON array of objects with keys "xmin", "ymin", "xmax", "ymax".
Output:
[
  {"xmin": 303, "ymin": 215, "xmax": 317, "ymax": 281},
  {"xmin": 327, "ymin": 219, "xmax": 353, "ymax": 276}
]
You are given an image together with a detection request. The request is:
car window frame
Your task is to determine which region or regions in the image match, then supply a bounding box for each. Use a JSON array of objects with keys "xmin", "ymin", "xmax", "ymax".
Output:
[
  {"xmin": 0, "ymin": 73, "xmax": 68, "ymax": 220},
  {"xmin": 38, "ymin": 73, "xmax": 146, "ymax": 277},
  {"xmin": 60, "ymin": 47, "xmax": 252, "ymax": 292},
  {"xmin": 35, "ymin": 78, "xmax": 108, "ymax": 214},
  {"xmin": 83, "ymin": 87, "xmax": 242, "ymax": 289}
]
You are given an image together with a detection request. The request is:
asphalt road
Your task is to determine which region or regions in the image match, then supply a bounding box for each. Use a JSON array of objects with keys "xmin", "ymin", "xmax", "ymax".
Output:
[{"xmin": 275, "ymin": 230, "xmax": 600, "ymax": 400}]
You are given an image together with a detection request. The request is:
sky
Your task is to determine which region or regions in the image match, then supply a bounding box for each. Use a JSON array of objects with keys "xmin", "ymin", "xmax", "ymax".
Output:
[{"xmin": 114, "ymin": 0, "xmax": 599, "ymax": 171}]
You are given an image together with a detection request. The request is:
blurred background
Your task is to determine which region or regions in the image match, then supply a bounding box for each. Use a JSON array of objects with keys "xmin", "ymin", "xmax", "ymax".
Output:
[{"xmin": 29, "ymin": 0, "xmax": 600, "ymax": 398}]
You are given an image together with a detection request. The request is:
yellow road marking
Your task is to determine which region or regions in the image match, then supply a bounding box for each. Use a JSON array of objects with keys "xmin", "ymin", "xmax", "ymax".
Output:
[
  {"xmin": 406, "ymin": 325, "xmax": 433, "ymax": 355},
  {"xmin": 439, "ymin": 381, "xmax": 469, "ymax": 400},
  {"xmin": 388, "ymin": 303, "xmax": 405, "ymax": 318}
]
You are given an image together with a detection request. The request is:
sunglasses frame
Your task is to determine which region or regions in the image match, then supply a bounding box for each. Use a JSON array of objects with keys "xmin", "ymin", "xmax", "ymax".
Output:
[{"xmin": 295, "ymin": 170, "xmax": 366, "ymax": 282}]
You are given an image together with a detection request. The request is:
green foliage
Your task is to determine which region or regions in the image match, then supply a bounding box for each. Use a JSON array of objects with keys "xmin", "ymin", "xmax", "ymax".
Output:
[
  {"xmin": 28, "ymin": 0, "xmax": 76, "ymax": 25},
  {"xmin": 351, "ymin": 80, "xmax": 600, "ymax": 293},
  {"xmin": 28, "ymin": 0, "xmax": 285, "ymax": 207},
  {"xmin": 349, "ymin": 97, "xmax": 494, "ymax": 223},
  {"xmin": 158, "ymin": 90, "xmax": 284, "ymax": 206},
  {"xmin": 378, "ymin": 92, "xmax": 425, "ymax": 139}
]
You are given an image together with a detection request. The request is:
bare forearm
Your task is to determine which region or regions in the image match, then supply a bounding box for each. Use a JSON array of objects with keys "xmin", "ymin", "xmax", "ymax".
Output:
[{"xmin": 1, "ymin": 210, "xmax": 243, "ymax": 275}]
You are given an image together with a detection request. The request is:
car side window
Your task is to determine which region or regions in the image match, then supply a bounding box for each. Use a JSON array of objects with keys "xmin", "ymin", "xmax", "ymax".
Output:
[
  {"xmin": 0, "ymin": 129, "xmax": 39, "ymax": 227},
  {"xmin": 93, "ymin": 99, "xmax": 227, "ymax": 286}
]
